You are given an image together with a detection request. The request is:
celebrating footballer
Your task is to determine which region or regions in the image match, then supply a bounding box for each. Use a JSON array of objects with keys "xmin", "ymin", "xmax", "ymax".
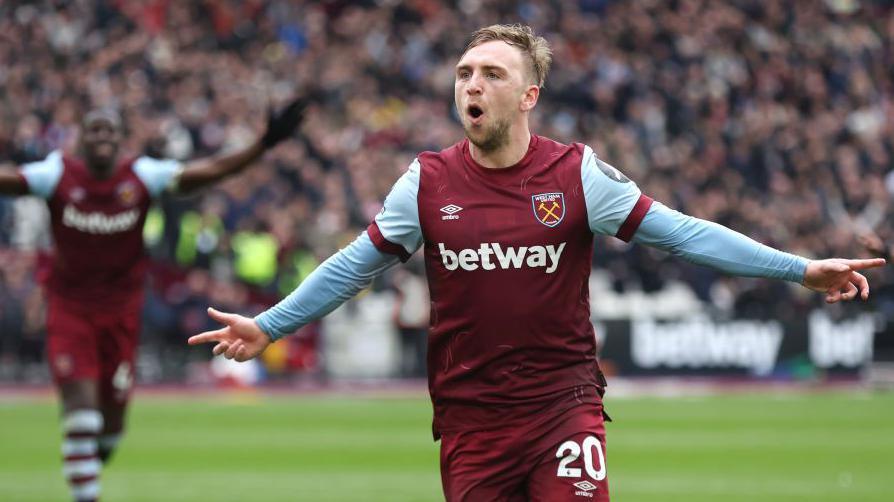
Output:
[{"xmin": 189, "ymin": 25, "xmax": 883, "ymax": 501}]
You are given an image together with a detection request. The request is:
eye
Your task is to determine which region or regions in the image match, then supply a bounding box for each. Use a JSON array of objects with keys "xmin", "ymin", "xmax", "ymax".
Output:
[
  {"xmin": 486, "ymin": 72, "xmax": 499, "ymax": 79},
  {"xmin": 458, "ymin": 70, "xmax": 471, "ymax": 80}
]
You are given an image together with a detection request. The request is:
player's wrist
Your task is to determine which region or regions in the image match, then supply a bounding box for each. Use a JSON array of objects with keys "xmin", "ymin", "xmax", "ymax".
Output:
[
  {"xmin": 252, "ymin": 315, "xmax": 280, "ymax": 343},
  {"xmin": 800, "ymin": 260, "xmax": 821, "ymax": 288}
]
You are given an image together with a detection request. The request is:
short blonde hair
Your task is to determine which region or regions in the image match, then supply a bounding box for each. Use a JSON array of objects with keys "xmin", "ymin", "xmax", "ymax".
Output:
[{"xmin": 464, "ymin": 24, "xmax": 552, "ymax": 87}]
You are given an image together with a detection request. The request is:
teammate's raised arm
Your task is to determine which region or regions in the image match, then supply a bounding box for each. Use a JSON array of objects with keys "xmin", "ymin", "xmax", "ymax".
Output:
[
  {"xmin": 0, "ymin": 150, "xmax": 65, "ymax": 197},
  {"xmin": 174, "ymin": 96, "xmax": 309, "ymax": 192}
]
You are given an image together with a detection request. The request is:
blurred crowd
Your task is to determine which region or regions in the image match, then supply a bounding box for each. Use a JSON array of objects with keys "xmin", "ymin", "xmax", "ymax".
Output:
[{"xmin": 2, "ymin": 0, "xmax": 894, "ymax": 380}]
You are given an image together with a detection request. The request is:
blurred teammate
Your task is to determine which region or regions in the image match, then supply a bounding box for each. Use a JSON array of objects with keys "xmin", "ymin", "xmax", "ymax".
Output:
[
  {"xmin": 0, "ymin": 98, "xmax": 306, "ymax": 502},
  {"xmin": 189, "ymin": 25, "xmax": 884, "ymax": 501}
]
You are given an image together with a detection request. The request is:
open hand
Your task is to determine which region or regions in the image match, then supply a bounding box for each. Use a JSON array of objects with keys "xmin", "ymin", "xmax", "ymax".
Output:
[
  {"xmin": 802, "ymin": 258, "xmax": 886, "ymax": 303},
  {"xmin": 187, "ymin": 308, "xmax": 271, "ymax": 362},
  {"xmin": 260, "ymin": 95, "xmax": 311, "ymax": 148}
]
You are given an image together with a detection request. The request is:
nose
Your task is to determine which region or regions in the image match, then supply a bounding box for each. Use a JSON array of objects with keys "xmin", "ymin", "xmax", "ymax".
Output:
[
  {"xmin": 97, "ymin": 127, "xmax": 116, "ymax": 141},
  {"xmin": 466, "ymin": 73, "xmax": 483, "ymax": 96}
]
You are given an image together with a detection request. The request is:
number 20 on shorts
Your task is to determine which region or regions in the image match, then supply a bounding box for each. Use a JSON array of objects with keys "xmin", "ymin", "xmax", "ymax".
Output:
[{"xmin": 555, "ymin": 436, "xmax": 606, "ymax": 481}]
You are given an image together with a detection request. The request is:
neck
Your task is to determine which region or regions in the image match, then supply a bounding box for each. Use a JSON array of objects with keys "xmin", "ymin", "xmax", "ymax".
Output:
[
  {"xmin": 468, "ymin": 125, "xmax": 532, "ymax": 169},
  {"xmin": 87, "ymin": 161, "xmax": 116, "ymax": 179}
]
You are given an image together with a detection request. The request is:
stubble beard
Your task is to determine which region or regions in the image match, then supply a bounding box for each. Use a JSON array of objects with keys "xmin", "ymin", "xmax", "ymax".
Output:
[{"xmin": 465, "ymin": 117, "xmax": 511, "ymax": 153}]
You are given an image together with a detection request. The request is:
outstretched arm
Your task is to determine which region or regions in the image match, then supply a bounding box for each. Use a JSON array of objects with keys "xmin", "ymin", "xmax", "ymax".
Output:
[
  {"xmin": 189, "ymin": 156, "xmax": 423, "ymax": 361},
  {"xmin": 256, "ymin": 232, "xmax": 401, "ymax": 338},
  {"xmin": 578, "ymin": 149, "xmax": 885, "ymax": 304},
  {"xmin": 175, "ymin": 139, "xmax": 266, "ymax": 193},
  {"xmin": 175, "ymin": 97, "xmax": 308, "ymax": 192},
  {"xmin": 187, "ymin": 232, "xmax": 400, "ymax": 361},
  {"xmin": 633, "ymin": 202, "xmax": 885, "ymax": 303},
  {"xmin": 1, "ymin": 150, "xmax": 65, "ymax": 198}
]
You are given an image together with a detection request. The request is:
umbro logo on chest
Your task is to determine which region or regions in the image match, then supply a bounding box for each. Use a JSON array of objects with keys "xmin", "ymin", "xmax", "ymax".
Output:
[
  {"xmin": 438, "ymin": 192, "xmax": 566, "ymax": 227},
  {"xmin": 440, "ymin": 204, "xmax": 463, "ymax": 220}
]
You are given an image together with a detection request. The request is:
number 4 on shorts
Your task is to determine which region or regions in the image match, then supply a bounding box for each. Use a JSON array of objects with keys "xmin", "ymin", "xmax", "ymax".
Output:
[{"xmin": 555, "ymin": 436, "xmax": 606, "ymax": 481}]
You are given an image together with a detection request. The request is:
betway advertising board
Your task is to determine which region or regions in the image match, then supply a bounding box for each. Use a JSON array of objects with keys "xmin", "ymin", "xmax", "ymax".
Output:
[{"xmin": 595, "ymin": 311, "xmax": 878, "ymax": 376}]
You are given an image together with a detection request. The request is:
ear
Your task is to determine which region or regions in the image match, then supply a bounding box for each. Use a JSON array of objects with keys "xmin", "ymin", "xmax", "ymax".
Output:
[{"xmin": 520, "ymin": 85, "xmax": 540, "ymax": 112}]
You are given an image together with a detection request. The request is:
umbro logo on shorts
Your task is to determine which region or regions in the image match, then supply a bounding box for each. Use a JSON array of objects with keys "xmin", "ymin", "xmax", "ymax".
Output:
[
  {"xmin": 573, "ymin": 480, "xmax": 598, "ymax": 497},
  {"xmin": 574, "ymin": 480, "xmax": 597, "ymax": 491}
]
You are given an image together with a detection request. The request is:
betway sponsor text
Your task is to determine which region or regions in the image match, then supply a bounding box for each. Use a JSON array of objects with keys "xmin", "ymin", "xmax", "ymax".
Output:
[{"xmin": 438, "ymin": 242, "xmax": 566, "ymax": 273}]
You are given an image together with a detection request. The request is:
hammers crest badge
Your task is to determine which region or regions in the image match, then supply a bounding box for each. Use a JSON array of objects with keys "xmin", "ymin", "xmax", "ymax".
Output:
[{"xmin": 532, "ymin": 192, "xmax": 565, "ymax": 228}]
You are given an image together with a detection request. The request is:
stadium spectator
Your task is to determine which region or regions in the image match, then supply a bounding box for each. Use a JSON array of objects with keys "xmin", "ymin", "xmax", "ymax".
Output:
[
  {"xmin": 189, "ymin": 24, "xmax": 884, "ymax": 501},
  {"xmin": 0, "ymin": 99, "xmax": 306, "ymax": 502},
  {"xmin": 391, "ymin": 258, "xmax": 430, "ymax": 378},
  {"xmin": 1, "ymin": 0, "xmax": 894, "ymax": 385}
]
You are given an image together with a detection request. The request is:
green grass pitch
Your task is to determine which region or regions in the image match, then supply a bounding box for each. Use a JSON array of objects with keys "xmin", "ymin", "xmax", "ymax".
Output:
[{"xmin": 1, "ymin": 389, "xmax": 892, "ymax": 501}]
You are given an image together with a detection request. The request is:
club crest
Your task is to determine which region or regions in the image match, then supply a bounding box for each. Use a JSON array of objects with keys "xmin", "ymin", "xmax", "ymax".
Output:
[
  {"xmin": 116, "ymin": 181, "xmax": 138, "ymax": 206},
  {"xmin": 532, "ymin": 192, "xmax": 565, "ymax": 227}
]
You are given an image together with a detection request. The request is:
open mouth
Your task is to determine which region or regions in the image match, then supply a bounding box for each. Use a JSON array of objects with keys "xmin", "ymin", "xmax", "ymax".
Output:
[
  {"xmin": 91, "ymin": 142, "xmax": 116, "ymax": 158},
  {"xmin": 467, "ymin": 104, "xmax": 484, "ymax": 120}
]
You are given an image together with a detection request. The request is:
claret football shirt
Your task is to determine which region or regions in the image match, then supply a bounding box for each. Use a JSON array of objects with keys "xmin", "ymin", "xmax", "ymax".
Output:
[
  {"xmin": 19, "ymin": 151, "xmax": 180, "ymax": 310},
  {"xmin": 367, "ymin": 135, "xmax": 652, "ymax": 435}
]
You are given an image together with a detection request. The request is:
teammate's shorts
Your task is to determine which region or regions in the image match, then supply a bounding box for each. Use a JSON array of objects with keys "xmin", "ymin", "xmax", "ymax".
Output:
[
  {"xmin": 45, "ymin": 294, "xmax": 139, "ymax": 404},
  {"xmin": 440, "ymin": 402, "xmax": 609, "ymax": 502}
]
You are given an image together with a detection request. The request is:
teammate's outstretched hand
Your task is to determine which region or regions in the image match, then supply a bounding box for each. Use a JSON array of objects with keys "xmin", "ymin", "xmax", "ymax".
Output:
[
  {"xmin": 187, "ymin": 308, "xmax": 271, "ymax": 362},
  {"xmin": 260, "ymin": 95, "xmax": 310, "ymax": 148},
  {"xmin": 802, "ymin": 258, "xmax": 886, "ymax": 303}
]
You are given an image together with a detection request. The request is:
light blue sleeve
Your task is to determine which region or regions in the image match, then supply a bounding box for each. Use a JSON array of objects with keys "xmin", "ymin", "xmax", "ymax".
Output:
[
  {"xmin": 370, "ymin": 159, "xmax": 423, "ymax": 258},
  {"xmin": 254, "ymin": 232, "xmax": 401, "ymax": 340},
  {"xmin": 20, "ymin": 150, "xmax": 64, "ymax": 199},
  {"xmin": 133, "ymin": 156, "xmax": 183, "ymax": 197},
  {"xmin": 632, "ymin": 201, "xmax": 809, "ymax": 283},
  {"xmin": 580, "ymin": 145, "xmax": 644, "ymax": 236}
]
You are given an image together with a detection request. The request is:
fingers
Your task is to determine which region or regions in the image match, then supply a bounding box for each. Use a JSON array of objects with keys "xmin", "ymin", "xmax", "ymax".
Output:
[
  {"xmin": 284, "ymin": 97, "xmax": 308, "ymax": 117},
  {"xmin": 225, "ymin": 340, "xmax": 243, "ymax": 359},
  {"xmin": 213, "ymin": 341, "xmax": 253, "ymax": 362},
  {"xmin": 187, "ymin": 328, "xmax": 228, "ymax": 345},
  {"xmin": 840, "ymin": 258, "xmax": 886, "ymax": 271},
  {"xmin": 825, "ymin": 289, "xmax": 841, "ymax": 304},
  {"xmin": 234, "ymin": 345, "xmax": 249, "ymax": 363},
  {"xmin": 851, "ymin": 271, "xmax": 870, "ymax": 300},
  {"xmin": 261, "ymin": 98, "xmax": 306, "ymax": 147},
  {"xmin": 212, "ymin": 342, "xmax": 230, "ymax": 356},
  {"xmin": 273, "ymin": 97, "xmax": 308, "ymax": 127},
  {"xmin": 825, "ymin": 272, "xmax": 869, "ymax": 303},
  {"xmin": 825, "ymin": 261, "xmax": 851, "ymax": 274},
  {"xmin": 840, "ymin": 281, "xmax": 859, "ymax": 301},
  {"xmin": 211, "ymin": 340, "xmax": 251, "ymax": 361},
  {"xmin": 207, "ymin": 307, "xmax": 239, "ymax": 326}
]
